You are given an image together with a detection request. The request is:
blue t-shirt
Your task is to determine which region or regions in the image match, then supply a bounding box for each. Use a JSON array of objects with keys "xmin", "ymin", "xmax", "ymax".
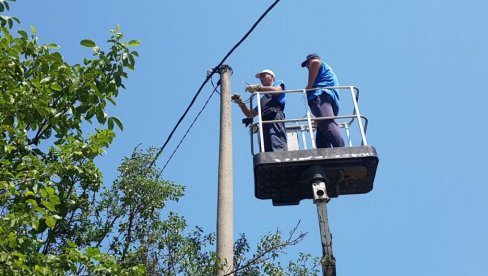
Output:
[
  {"xmin": 308, "ymin": 61, "xmax": 340, "ymax": 115},
  {"xmin": 254, "ymin": 80, "xmax": 286, "ymax": 112}
]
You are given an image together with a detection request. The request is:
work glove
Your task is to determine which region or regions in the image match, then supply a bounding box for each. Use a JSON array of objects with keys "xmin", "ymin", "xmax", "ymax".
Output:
[
  {"xmin": 231, "ymin": 93, "xmax": 243, "ymax": 105},
  {"xmin": 245, "ymin": 84, "xmax": 260, "ymax": 93},
  {"xmin": 230, "ymin": 94, "xmax": 242, "ymax": 104}
]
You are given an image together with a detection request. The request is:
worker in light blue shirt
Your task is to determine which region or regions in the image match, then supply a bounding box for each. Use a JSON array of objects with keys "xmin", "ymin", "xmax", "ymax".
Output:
[
  {"xmin": 301, "ymin": 53, "xmax": 345, "ymax": 148},
  {"xmin": 232, "ymin": 69, "xmax": 287, "ymax": 152}
]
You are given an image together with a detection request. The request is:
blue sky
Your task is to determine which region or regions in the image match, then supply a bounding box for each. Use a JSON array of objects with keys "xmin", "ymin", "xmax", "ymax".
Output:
[{"xmin": 10, "ymin": 0, "xmax": 488, "ymax": 275}]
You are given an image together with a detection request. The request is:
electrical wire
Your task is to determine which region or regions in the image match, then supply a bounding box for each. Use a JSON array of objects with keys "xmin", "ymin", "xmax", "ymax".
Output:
[
  {"xmin": 211, "ymin": 76, "xmax": 221, "ymax": 95},
  {"xmin": 158, "ymin": 78, "xmax": 220, "ymax": 176},
  {"xmin": 147, "ymin": 0, "xmax": 282, "ymax": 172}
]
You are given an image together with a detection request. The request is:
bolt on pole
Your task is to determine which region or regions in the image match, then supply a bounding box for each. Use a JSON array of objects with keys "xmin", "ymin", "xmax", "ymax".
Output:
[{"xmin": 216, "ymin": 65, "xmax": 234, "ymax": 275}]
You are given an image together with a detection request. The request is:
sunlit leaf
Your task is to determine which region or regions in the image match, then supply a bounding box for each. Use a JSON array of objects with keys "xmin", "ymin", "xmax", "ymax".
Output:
[
  {"xmin": 8, "ymin": 235, "xmax": 17, "ymax": 248},
  {"xmin": 32, "ymin": 220, "xmax": 39, "ymax": 230},
  {"xmin": 80, "ymin": 39, "xmax": 96, "ymax": 48},
  {"xmin": 46, "ymin": 186, "xmax": 55, "ymax": 195},
  {"xmin": 50, "ymin": 83, "xmax": 62, "ymax": 91},
  {"xmin": 128, "ymin": 40, "xmax": 140, "ymax": 46},
  {"xmin": 26, "ymin": 199, "xmax": 38, "ymax": 207},
  {"xmin": 46, "ymin": 43, "xmax": 60, "ymax": 49},
  {"xmin": 48, "ymin": 195, "xmax": 60, "ymax": 205},
  {"xmin": 45, "ymin": 217, "xmax": 56, "ymax": 228},
  {"xmin": 41, "ymin": 201, "xmax": 55, "ymax": 212}
]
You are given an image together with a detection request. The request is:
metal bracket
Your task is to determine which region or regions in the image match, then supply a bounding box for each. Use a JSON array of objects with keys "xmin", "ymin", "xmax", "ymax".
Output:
[{"xmin": 313, "ymin": 181, "xmax": 330, "ymax": 203}]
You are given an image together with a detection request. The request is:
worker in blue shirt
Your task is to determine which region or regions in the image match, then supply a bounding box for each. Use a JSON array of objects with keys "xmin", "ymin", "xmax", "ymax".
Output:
[
  {"xmin": 301, "ymin": 54, "xmax": 345, "ymax": 148},
  {"xmin": 232, "ymin": 69, "xmax": 287, "ymax": 152}
]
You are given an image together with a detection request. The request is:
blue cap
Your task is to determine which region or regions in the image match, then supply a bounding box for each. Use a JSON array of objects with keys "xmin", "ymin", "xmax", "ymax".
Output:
[{"xmin": 301, "ymin": 53, "xmax": 320, "ymax": 67}]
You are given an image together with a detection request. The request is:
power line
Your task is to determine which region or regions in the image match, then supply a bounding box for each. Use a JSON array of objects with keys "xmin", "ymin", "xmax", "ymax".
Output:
[
  {"xmin": 158, "ymin": 78, "xmax": 220, "ymax": 176},
  {"xmin": 147, "ymin": 0, "xmax": 282, "ymax": 172}
]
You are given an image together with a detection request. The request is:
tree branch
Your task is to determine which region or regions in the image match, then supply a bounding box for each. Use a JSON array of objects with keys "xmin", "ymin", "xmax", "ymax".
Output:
[{"xmin": 227, "ymin": 221, "xmax": 307, "ymax": 275}]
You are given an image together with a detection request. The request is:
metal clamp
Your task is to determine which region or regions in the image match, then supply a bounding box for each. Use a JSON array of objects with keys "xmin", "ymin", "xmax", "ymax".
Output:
[{"xmin": 313, "ymin": 181, "xmax": 329, "ymax": 203}]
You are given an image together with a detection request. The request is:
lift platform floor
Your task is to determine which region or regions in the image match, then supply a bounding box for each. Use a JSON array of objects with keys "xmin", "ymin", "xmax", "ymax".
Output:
[{"xmin": 253, "ymin": 145, "xmax": 379, "ymax": 206}]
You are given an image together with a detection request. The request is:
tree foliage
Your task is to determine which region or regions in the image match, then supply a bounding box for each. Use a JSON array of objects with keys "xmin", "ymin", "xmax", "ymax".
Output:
[
  {"xmin": 0, "ymin": 0, "xmax": 140, "ymax": 274},
  {"xmin": 0, "ymin": 1, "xmax": 321, "ymax": 275},
  {"xmin": 93, "ymin": 147, "xmax": 321, "ymax": 276}
]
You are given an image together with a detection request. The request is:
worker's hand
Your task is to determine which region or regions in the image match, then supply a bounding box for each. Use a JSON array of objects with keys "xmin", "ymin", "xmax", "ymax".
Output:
[
  {"xmin": 245, "ymin": 84, "xmax": 260, "ymax": 93},
  {"xmin": 231, "ymin": 93, "xmax": 244, "ymax": 105}
]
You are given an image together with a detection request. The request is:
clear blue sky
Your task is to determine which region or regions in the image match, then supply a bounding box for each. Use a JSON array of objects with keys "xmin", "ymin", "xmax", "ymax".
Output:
[{"xmin": 11, "ymin": 0, "xmax": 488, "ymax": 275}]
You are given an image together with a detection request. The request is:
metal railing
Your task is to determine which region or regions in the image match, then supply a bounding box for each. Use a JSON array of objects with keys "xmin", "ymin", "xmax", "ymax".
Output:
[{"xmin": 248, "ymin": 86, "xmax": 369, "ymax": 154}]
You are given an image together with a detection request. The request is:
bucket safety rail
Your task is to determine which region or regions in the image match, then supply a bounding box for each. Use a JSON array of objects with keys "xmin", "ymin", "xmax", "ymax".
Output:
[{"xmin": 248, "ymin": 86, "xmax": 369, "ymax": 154}]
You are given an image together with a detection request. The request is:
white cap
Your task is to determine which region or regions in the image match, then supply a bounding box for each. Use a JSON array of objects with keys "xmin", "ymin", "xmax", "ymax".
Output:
[{"xmin": 255, "ymin": 69, "xmax": 275, "ymax": 79}]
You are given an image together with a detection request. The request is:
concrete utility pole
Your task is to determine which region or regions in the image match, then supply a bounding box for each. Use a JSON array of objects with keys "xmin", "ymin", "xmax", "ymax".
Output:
[{"xmin": 216, "ymin": 65, "xmax": 234, "ymax": 275}]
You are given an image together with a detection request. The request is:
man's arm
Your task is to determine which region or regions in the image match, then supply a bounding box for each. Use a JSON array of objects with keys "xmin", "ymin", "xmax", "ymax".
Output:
[
  {"xmin": 257, "ymin": 82, "xmax": 284, "ymax": 101},
  {"xmin": 231, "ymin": 94, "xmax": 256, "ymax": 117},
  {"xmin": 257, "ymin": 84, "xmax": 283, "ymax": 92},
  {"xmin": 306, "ymin": 59, "xmax": 320, "ymax": 89}
]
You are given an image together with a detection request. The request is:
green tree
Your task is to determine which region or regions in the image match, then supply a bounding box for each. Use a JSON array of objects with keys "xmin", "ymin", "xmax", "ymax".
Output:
[
  {"xmin": 0, "ymin": 1, "xmax": 141, "ymax": 274},
  {"xmin": 96, "ymin": 147, "xmax": 321, "ymax": 276}
]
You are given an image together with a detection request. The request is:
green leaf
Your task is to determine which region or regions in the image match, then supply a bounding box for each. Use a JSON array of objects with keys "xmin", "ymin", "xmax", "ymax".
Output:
[
  {"xmin": 34, "ymin": 207, "xmax": 47, "ymax": 215},
  {"xmin": 26, "ymin": 199, "xmax": 38, "ymax": 207},
  {"xmin": 46, "ymin": 186, "xmax": 55, "ymax": 195},
  {"xmin": 128, "ymin": 40, "xmax": 140, "ymax": 46},
  {"xmin": 12, "ymin": 252, "xmax": 26, "ymax": 261},
  {"xmin": 45, "ymin": 217, "xmax": 56, "ymax": 228},
  {"xmin": 46, "ymin": 43, "xmax": 60, "ymax": 49},
  {"xmin": 96, "ymin": 107, "xmax": 107, "ymax": 124},
  {"xmin": 30, "ymin": 25, "xmax": 37, "ymax": 34},
  {"xmin": 80, "ymin": 39, "xmax": 96, "ymax": 48},
  {"xmin": 48, "ymin": 194, "xmax": 60, "ymax": 205},
  {"xmin": 17, "ymin": 30, "xmax": 27, "ymax": 39},
  {"xmin": 32, "ymin": 220, "xmax": 39, "ymax": 230},
  {"xmin": 41, "ymin": 201, "xmax": 56, "ymax": 212},
  {"xmin": 107, "ymin": 117, "xmax": 114, "ymax": 130},
  {"xmin": 8, "ymin": 235, "xmax": 16, "ymax": 248},
  {"xmin": 86, "ymin": 108, "xmax": 95, "ymax": 120},
  {"xmin": 108, "ymin": 116, "xmax": 123, "ymax": 131},
  {"xmin": 85, "ymin": 247, "xmax": 101, "ymax": 258},
  {"xmin": 50, "ymin": 83, "xmax": 62, "ymax": 91}
]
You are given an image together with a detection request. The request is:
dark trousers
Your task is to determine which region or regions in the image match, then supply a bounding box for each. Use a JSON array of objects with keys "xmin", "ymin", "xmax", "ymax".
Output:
[
  {"xmin": 262, "ymin": 110, "xmax": 287, "ymax": 152},
  {"xmin": 309, "ymin": 93, "xmax": 345, "ymax": 148}
]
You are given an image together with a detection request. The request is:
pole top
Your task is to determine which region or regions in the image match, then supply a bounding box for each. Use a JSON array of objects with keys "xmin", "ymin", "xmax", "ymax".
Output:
[{"xmin": 218, "ymin": 64, "xmax": 233, "ymax": 75}]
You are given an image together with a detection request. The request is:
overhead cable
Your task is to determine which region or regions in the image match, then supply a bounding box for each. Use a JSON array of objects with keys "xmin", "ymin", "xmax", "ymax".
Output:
[
  {"xmin": 158, "ymin": 78, "xmax": 220, "ymax": 176},
  {"xmin": 148, "ymin": 0, "xmax": 282, "ymax": 172}
]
